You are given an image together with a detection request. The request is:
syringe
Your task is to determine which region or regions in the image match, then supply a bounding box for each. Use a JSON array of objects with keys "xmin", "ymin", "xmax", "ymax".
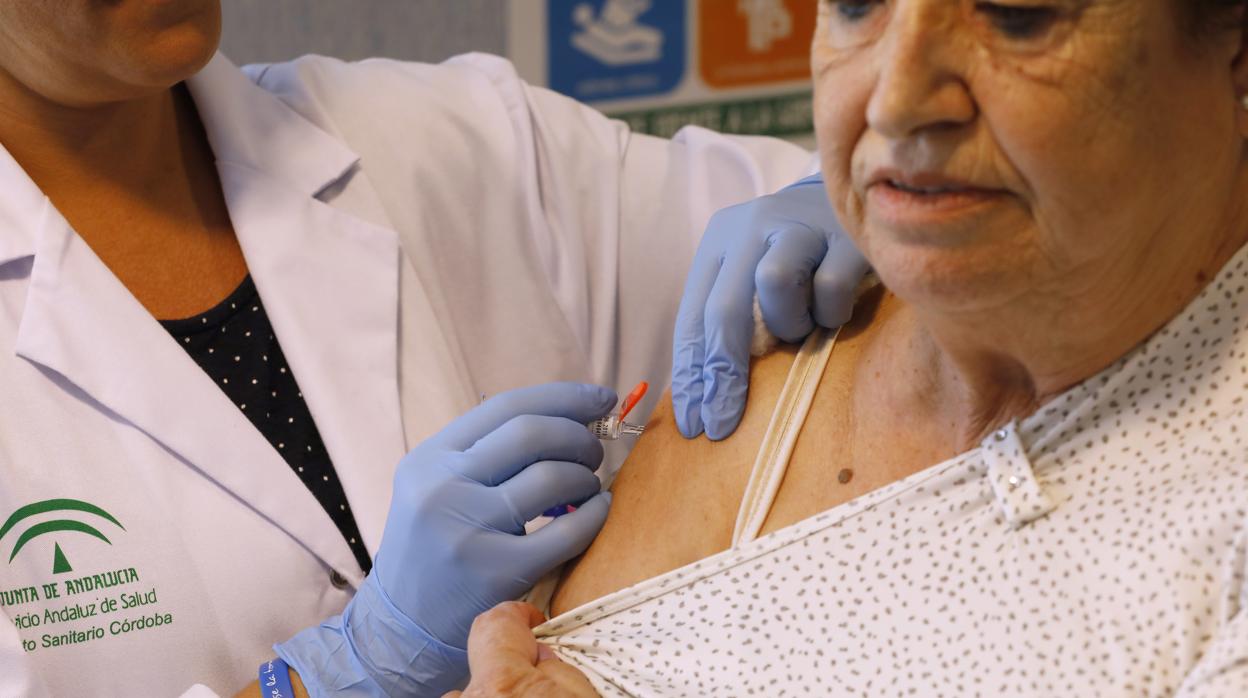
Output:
[
  {"xmin": 480, "ymin": 383, "xmax": 648, "ymax": 441},
  {"xmin": 587, "ymin": 413, "xmax": 645, "ymax": 440},
  {"xmin": 543, "ymin": 381, "xmax": 649, "ymax": 519},
  {"xmin": 586, "ymin": 380, "xmax": 648, "ymax": 440}
]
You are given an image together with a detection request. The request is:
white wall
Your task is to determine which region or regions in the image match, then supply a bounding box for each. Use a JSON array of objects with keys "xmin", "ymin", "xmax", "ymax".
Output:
[{"xmin": 219, "ymin": 0, "xmax": 505, "ymax": 66}]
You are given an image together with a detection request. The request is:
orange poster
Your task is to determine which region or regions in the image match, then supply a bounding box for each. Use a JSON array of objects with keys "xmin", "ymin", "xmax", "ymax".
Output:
[{"xmin": 699, "ymin": 0, "xmax": 816, "ymax": 88}]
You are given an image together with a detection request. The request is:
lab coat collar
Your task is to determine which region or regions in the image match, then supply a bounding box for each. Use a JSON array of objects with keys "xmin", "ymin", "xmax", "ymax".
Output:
[
  {"xmin": 0, "ymin": 144, "xmax": 50, "ymax": 267},
  {"xmin": 215, "ymin": 161, "xmax": 405, "ymax": 562},
  {"xmin": 187, "ymin": 53, "xmax": 360, "ymax": 199},
  {"xmin": 188, "ymin": 53, "xmax": 406, "ymax": 561}
]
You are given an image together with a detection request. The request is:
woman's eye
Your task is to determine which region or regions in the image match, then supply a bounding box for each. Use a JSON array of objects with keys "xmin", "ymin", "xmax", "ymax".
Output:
[
  {"xmin": 830, "ymin": 0, "xmax": 880, "ymax": 22},
  {"xmin": 974, "ymin": 2, "xmax": 1059, "ymax": 40}
]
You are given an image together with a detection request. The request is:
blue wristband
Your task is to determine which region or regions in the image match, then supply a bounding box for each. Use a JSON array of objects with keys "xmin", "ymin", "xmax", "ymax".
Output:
[{"xmin": 259, "ymin": 657, "xmax": 297, "ymax": 698}]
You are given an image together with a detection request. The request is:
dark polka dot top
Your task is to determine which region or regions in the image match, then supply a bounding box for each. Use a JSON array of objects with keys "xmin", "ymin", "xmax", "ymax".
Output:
[
  {"xmin": 536, "ymin": 248, "xmax": 1248, "ymax": 697},
  {"xmin": 160, "ymin": 275, "xmax": 372, "ymax": 574}
]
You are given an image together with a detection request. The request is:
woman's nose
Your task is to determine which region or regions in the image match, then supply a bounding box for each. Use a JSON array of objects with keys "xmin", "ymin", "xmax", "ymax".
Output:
[{"xmin": 866, "ymin": 9, "xmax": 976, "ymax": 141}]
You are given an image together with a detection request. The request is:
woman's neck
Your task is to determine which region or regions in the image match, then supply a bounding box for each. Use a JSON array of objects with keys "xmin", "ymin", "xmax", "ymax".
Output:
[
  {"xmin": 0, "ymin": 70, "xmax": 188, "ymax": 199},
  {"xmin": 864, "ymin": 203, "xmax": 1248, "ymax": 453},
  {"xmin": 0, "ymin": 65, "xmax": 246, "ymax": 319}
]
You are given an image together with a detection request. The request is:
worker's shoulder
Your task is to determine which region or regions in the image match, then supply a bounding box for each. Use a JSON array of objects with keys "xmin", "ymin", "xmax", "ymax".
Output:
[{"xmin": 241, "ymin": 52, "xmax": 533, "ymax": 134}]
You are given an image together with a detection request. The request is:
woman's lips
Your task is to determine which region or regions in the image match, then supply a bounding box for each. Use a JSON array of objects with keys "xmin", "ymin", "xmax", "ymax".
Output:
[{"xmin": 867, "ymin": 179, "xmax": 1009, "ymax": 231}]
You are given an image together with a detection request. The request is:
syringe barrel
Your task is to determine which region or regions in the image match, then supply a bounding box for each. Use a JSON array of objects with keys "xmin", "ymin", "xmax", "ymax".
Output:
[
  {"xmin": 588, "ymin": 414, "xmax": 622, "ymax": 440},
  {"xmin": 587, "ymin": 414, "xmax": 644, "ymax": 440}
]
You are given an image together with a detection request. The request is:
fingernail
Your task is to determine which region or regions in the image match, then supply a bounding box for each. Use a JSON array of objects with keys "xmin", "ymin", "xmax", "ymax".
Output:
[{"xmin": 537, "ymin": 644, "xmax": 557, "ymax": 662}]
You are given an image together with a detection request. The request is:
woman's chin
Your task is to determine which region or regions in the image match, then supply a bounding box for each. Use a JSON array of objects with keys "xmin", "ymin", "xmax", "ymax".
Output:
[
  {"xmin": 864, "ymin": 236, "xmax": 1039, "ymax": 315},
  {"xmin": 119, "ymin": 24, "xmax": 220, "ymax": 89},
  {"xmin": 99, "ymin": 0, "xmax": 222, "ymax": 94}
]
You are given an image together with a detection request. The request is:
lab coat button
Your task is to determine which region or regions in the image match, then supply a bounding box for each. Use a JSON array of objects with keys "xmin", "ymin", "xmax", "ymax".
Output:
[{"xmin": 329, "ymin": 569, "xmax": 350, "ymax": 590}]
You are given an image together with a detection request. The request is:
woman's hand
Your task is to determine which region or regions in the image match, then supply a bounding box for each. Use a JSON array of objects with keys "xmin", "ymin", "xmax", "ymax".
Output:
[{"xmin": 445, "ymin": 602, "xmax": 598, "ymax": 698}]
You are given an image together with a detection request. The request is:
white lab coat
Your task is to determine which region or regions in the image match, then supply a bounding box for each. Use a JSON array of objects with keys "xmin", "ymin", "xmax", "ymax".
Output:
[{"xmin": 0, "ymin": 53, "xmax": 811, "ymax": 697}]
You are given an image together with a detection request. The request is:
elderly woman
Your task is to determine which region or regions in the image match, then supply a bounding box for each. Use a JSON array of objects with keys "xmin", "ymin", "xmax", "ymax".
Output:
[{"xmin": 450, "ymin": 0, "xmax": 1248, "ymax": 695}]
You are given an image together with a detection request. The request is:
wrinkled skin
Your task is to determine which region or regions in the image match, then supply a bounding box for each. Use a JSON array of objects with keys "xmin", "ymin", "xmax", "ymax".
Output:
[{"xmin": 814, "ymin": 0, "xmax": 1248, "ymax": 326}]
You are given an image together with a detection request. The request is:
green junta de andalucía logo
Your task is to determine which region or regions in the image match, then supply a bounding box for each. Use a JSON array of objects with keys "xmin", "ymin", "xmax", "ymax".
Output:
[{"xmin": 0, "ymin": 499, "xmax": 125, "ymax": 575}]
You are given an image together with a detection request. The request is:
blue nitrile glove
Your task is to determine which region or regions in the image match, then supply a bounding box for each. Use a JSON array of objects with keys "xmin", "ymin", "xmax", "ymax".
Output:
[
  {"xmin": 276, "ymin": 382, "xmax": 617, "ymax": 697},
  {"xmin": 672, "ymin": 173, "xmax": 870, "ymax": 440}
]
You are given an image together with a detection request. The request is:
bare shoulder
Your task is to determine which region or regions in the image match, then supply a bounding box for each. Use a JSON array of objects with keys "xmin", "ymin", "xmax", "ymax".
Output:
[{"xmin": 550, "ymin": 346, "xmax": 799, "ymax": 616}]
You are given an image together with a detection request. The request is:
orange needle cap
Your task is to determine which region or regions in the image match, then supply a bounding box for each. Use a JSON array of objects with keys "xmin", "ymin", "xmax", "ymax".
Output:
[{"xmin": 619, "ymin": 381, "xmax": 649, "ymax": 420}]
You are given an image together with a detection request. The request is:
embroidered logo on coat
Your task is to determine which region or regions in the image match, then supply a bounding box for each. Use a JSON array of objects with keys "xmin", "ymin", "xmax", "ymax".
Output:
[
  {"xmin": 0, "ymin": 499, "xmax": 175, "ymax": 656},
  {"xmin": 0, "ymin": 499, "xmax": 125, "ymax": 575}
]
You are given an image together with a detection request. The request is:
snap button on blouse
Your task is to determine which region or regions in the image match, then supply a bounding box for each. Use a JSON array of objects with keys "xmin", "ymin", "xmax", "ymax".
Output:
[
  {"xmin": 329, "ymin": 569, "xmax": 350, "ymax": 590},
  {"xmin": 981, "ymin": 423, "xmax": 1057, "ymax": 528}
]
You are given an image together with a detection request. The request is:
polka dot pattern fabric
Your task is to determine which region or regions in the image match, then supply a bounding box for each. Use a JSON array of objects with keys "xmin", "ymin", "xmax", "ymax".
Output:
[
  {"xmin": 160, "ymin": 275, "xmax": 372, "ymax": 574},
  {"xmin": 536, "ymin": 249, "xmax": 1248, "ymax": 697}
]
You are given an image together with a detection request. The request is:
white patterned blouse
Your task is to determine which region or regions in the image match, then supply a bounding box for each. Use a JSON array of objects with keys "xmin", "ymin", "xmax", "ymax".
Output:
[{"xmin": 534, "ymin": 246, "xmax": 1248, "ymax": 697}]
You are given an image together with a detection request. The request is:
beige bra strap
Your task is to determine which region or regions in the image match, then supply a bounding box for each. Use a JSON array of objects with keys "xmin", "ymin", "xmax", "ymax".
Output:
[{"xmin": 731, "ymin": 326, "xmax": 839, "ymax": 547}]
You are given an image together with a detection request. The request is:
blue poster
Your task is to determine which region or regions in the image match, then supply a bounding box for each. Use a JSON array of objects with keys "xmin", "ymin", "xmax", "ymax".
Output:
[{"xmin": 548, "ymin": 0, "xmax": 686, "ymax": 102}]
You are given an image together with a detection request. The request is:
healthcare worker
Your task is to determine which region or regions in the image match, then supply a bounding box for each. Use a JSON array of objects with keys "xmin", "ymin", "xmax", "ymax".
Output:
[{"xmin": 0, "ymin": 2, "xmax": 864, "ymax": 697}]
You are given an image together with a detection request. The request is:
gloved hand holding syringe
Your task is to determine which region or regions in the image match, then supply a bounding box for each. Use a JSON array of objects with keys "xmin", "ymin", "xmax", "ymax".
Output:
[
  {"xmin": 541, "ymin": 381, "xmax": 647, "ymax": 518},
  {"xmin": 475, "ymin": 382, "xmax": 646, "ymax": 516}
]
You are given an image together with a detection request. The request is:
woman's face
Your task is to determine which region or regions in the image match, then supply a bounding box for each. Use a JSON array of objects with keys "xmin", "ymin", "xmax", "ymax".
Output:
[
  {"xmin": 0, "ymin": 0, "xmax": 221, "ymax": 106},
  {"xmin": 814, "ymin": 0, "xmax": 1248, "ymax": 313}
]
